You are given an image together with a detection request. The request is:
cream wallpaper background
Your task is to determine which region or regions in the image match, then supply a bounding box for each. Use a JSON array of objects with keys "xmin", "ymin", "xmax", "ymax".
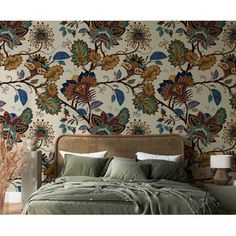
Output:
[{"xmin": 0, "ymin": 21, "xmax": 235, "ymax": 189}]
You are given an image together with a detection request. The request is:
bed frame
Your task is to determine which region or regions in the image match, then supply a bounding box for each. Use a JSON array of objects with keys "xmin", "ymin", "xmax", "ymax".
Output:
[{"xmin": 55, "ymin": 134, "xmax": 185, "ymax": 176}]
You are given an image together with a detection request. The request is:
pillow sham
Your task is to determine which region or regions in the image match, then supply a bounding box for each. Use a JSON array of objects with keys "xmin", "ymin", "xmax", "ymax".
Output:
[
  {"xmin": 139, "ymin": 159, "xmax": 188, "ymax": 182},
  {"xmin": 103, "ymin": 157, "xmax": 135, "ymax": 177},
  {"xmin": 62, "ymin": 154, "xmax": 109, "ymax": 177},
  {"xmin": 136, "ymin": 152, "xmax": 181, "ymax": 162},
  {"xmin": 104, "ymin": 158, "xmax": 150, "ymax": 180},
  {"xmin": 59, "ymin": 150, "xmax": 107, "ymax": 159}
]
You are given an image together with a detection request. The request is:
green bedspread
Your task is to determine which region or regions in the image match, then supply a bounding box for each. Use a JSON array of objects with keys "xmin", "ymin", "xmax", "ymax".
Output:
[{"xmin": 22, "ymin": 177, "xmax": 224, "ymax": 214}]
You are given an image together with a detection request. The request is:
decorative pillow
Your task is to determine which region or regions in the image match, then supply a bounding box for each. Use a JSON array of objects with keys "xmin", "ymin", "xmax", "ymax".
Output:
[
  {"xmin": 104, "ymin": 158, "xmax": 150, "ymax": 180},
  {"xmin": 62, "ymin": 154, "xmax": 109, "ymax": 177},
  {"xmin": 59, "ymin": 150, "xmax": 107, "ymax": 159},
  {"xmin": 136, "ymin": 152, "xmax": 181, "ymax": 162},
  {"xmin": 139, "ymin": 159, "xmax": 188, "ymax": 182},
  {"xmin": 103, "ymin": 157, "xmax": 135, "ymax": 177}
]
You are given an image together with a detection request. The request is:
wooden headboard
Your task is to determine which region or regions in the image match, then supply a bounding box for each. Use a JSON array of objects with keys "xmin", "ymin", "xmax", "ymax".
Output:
[
  {"xmin": 55, "ymin": 134, "xmax": 184, "ymax": 176},
  {"xmin": 55, "ymin": 134, "xmax": 185, "ymax": 176}
]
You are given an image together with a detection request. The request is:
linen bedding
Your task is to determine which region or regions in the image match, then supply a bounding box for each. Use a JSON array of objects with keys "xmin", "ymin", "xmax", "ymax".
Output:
[{"xmin": 22, "ymin": 176, "xmax": 224, "ymax": 214}]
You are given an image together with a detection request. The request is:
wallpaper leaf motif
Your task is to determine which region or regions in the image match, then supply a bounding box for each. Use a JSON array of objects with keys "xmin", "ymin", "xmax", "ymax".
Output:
[{"xmin": 0, "ymin": 20, "xmax": 235, "ymax": 186}]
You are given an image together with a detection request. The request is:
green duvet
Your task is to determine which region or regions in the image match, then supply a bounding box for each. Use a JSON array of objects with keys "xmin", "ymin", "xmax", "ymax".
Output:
[{"xmin": 22, "ymin": 176, "xmax": 224, "ymax": 214}]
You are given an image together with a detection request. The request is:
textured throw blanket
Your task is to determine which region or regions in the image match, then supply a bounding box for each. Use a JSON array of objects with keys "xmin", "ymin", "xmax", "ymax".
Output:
[{"xmin": 22, "ymin": 178, "xmax": 224, "ymax": 214}]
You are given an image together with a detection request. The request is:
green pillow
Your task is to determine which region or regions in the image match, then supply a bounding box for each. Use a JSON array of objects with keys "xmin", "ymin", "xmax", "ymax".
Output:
[
  {"xmin": 104, "ymin": 158, "xmax": 150, "ymax": 180},
  {"xmin": 62, "ymin": 154, "xmax": 108, "ymax": 177},
  {"xmin": 103, "ymin": 157, "xmax": 135, "ymax": 177},
  {"xmin": 139, "ymin": 159, "xmax": 188, "ymax": 182}
]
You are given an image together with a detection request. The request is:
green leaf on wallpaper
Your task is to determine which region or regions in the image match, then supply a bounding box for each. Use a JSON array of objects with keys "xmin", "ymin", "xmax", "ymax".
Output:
[
  {"xmin": 117, "ymin": 108, "xmax": 130, "ymax": 125},
  {"xmin": 156, "ymin": 27, "xmax": 164, "ymax": 37},
  {"xmin": 214, "ymin": 108, "xmax": 227, "ymax": 125},
  {"xmin": 156, "ymin": 123, "xmax": 164, "ymax": 134},
  {"xmin": 36, "ymin": 92, "xmax": 61, "ymax": 115},
  {"xmin": 224, "ymin": 79, "xmax": 233, "ymax": 84},
  {"xmin": 127, "ymin": 79, "xmax": 135, "ymax": 84},
  {"xmin": 30, "ymin": 79, "xmax": 39, "ymax": 84},
  {"xmin": 133, "ymin": 93, "xmax": 158, "ymax": 115},
  {"xmin": 59, "ymin": 123, "xmax": 67, "ymax": 133},
  {"xmin": 59, "ymin": 26, "xmax": 67, "ymax": 37},
  {"xmin": 167, "ymin": 40, "xmax": 187, "ymax": 67},
  {"xmin": 19, "ymin": 108, "xmax": 33, "ymax": 126},
  {"xmin": 71, "ymin": 39, "xmax": 89, "ymax": 67}
]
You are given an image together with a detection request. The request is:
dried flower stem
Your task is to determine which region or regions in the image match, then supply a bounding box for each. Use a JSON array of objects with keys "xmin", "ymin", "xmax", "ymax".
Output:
[{"xmin": 0, "ymin": 123, "xmax": 26, "ymax": 213}]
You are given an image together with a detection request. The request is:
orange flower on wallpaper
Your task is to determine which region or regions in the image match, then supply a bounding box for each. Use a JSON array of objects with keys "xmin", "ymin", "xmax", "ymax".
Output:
[
  {"xmin": 45, "ymin": 83, "xmax": 58, "ymax": 97},
  {"xmin": 4, "ymin": 55, "xmax": 22, "ymax": 71},
  {"xmin": 198, "ymin": 55, "xmax": 217, "ymax": 71},
  {"xmin": 126, "ymin": 22, "xmax": 152, "ymax": 49},
  {"xmin": 185, "ymin": 50, "xmax": 198, "ymax": 64},
  {"xmin": 44, "ymin": 65, "xmax": 64, "ymax": 81},
  {"xmin": 143, "ymin": 83, "xmax": 155, "ymax": 97},
  {"xmin": 101, "ymin": 55, "xmax": 119, "ymax": 71},
  {"xmin": 141, "ymin": 65, "xmax": 161, "ymax": 81},
  {"xmin": 223, "ymin": 22, "xmax": 236, "ymax": 48},
  {"xmin": 88, "ymin": 49, "xmax": 101, "ymax": 64}
]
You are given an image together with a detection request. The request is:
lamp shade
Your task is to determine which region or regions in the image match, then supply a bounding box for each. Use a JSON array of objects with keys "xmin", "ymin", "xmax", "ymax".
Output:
[{"xmin": 210, "ymin": 155, "xmax": 232, "ymax": 169}]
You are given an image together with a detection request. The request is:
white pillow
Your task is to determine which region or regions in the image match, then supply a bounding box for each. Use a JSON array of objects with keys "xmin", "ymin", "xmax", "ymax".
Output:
[
  {"xmin": 136, "ymin": 152, "xmax": 181, "ymax": 162},
  {"xmin": 59, "ymin": 150, "xmax": 107, "ymax": 159}
]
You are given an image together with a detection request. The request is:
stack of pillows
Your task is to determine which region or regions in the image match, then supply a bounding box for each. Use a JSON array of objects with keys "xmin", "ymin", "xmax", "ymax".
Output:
[{"xmin": 60, "ymin": 150, "xmax": 188, "ymax": 183}]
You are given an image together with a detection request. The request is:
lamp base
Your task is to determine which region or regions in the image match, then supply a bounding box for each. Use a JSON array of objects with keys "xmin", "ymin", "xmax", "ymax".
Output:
[{"xmin": 213, "ymin": 168, "xmax": 231, "ymax": 185}]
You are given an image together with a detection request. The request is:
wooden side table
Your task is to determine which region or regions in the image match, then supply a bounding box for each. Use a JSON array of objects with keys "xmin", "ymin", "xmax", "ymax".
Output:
[{"xmin": 21, "ymin": 150, "xmax": 42, "ymax": 206}]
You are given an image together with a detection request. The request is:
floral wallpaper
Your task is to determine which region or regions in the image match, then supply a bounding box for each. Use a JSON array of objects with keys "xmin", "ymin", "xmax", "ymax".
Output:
[{"xmin": 0, "ymin": 21, "xmax": 236, "ymax": 189}]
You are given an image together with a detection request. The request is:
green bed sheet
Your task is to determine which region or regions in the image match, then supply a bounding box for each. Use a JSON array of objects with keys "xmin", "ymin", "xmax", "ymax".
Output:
[{"xmin": 22, "ymin": 176, "xmax": 224, "ymax": 214}]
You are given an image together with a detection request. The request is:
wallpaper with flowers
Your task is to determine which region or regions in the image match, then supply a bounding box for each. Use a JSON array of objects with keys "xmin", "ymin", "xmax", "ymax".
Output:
[{"xmin": 0, "ymin": 21, "xmax": 235, "ymax": 189}]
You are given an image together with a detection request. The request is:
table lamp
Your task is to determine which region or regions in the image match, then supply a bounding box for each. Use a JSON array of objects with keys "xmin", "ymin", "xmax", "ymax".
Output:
[{"xmin": 210, "ymin": 155, "xmax": 232, "ymax": 185}]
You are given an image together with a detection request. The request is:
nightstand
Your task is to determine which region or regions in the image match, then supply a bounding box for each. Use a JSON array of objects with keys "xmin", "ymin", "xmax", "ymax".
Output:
[
  {"xmin": 201, "ymin": 183, "xmax": 236, "ymax": 214},
  {"xmin": 21, "ymin": 150, "xmax": 42, "ymax": 206}
]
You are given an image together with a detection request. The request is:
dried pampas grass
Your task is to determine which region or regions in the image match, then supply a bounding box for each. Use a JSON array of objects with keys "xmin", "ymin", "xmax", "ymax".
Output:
[{"xmin": 0, "ymin": 123, "xmax": 26, "ymax": 213}]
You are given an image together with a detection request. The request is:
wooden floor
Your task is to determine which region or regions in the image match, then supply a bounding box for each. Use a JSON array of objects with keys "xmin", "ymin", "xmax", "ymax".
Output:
[{"xmin": 2, "ymin": 203, "xmax": 22, "ymax": 214}]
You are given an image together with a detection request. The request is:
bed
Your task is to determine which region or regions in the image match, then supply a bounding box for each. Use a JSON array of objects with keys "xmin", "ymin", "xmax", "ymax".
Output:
[{"xmin": 22, "ymin": 134, "xmax": 224, "ymax": 214}]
